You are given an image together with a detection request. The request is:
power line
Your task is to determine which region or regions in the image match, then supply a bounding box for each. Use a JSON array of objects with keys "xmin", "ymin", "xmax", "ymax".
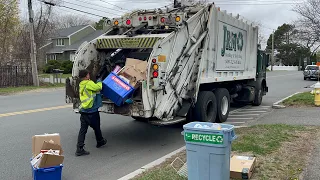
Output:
[
  {"xmin": 39, "ymin": 0, "xmax": 106, "ymax": 18},
  {"xmin": 98, "ymin": 0, "xmax": 130, "ymax": 11},
  {"xmin": 75, "ymin": 0, "xmax": 128, "ymax": 13},
  {"xmin": 61, "ymin": 1, "xmax": 122, "ymax": 16},
  {"xmin": 54, "ymin": 7, "xmax": 100, "ymax": 20}
]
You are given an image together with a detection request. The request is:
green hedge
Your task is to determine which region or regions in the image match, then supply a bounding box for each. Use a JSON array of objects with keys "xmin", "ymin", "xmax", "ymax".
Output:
[{"xmin": 44, "ymin": 60, "xmax": 73, "ymax": 74}]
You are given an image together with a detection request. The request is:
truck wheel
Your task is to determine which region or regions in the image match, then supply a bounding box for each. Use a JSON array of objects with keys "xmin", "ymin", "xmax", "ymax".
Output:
[
  {"xmin": 304, "ymin": 77, "xmax": 307, "ymax": 80},
  {"xmin": 193, "ymin": 91, "xmax": 217, "ymax": 122},
  {"xmin": 214, "ymin": 88, "xmax": 230, "ymax": 123},
  {"xmin": 252, "ymin": 85, "xmax": 263, "ymax": 106}
]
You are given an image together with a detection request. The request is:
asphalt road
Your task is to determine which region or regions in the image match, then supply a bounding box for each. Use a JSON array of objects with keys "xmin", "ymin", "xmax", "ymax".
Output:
[{"xmin": 0, "ymin": 71, "xmax": 316, "ymax": 180}]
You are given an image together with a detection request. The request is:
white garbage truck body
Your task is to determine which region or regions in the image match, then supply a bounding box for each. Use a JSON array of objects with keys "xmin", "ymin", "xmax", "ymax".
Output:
[{"xmin": 65, "ymin": 2, "xmax": 269, "ymax": 125}]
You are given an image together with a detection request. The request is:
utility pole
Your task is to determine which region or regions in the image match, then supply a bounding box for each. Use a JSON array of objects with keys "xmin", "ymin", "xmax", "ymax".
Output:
[
  {"xmin": 28, "ymin": 0, "xmax": 39, "ymax": 86},
  {"xmin": 271, "ymin": 31, "xmax": 274, "ymax": 71}
]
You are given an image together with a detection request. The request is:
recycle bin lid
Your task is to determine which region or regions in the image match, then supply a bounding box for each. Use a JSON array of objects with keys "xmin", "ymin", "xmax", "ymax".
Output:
[{"xmin": 183, "ymin": 122, "xmax": 234, "ymax": 133}]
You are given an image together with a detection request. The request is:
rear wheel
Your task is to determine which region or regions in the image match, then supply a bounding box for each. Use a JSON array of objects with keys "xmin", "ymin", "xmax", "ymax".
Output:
[
  {"xmin": 304, "ymin": 77, "xmax": 307, "ymax": 80},
  {"xmin": 214, "ymin": 88, "xmax": 230, "ymax": 123},
  {"xmin": 193, "ymin": 91, "xmax": 217, "ymax": 122},
  {"xmin": 252, "ymin": 85, "xmax": 263, "ymax": 106}
]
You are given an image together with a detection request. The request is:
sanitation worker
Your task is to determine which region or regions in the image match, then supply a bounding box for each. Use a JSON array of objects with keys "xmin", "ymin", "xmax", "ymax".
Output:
[{"xmin": 76, "ymin": 69, "xmax": 107, "ymax": 156}]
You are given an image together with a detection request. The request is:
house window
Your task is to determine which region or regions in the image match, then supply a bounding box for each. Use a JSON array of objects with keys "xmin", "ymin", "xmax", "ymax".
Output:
[
  {"xmin": 48, "ymin": 54, "xmax": 57, "ymax": 60},
  {"xmin": 56, "ymin": 39, "xmax": 65, "ymax": 46}
]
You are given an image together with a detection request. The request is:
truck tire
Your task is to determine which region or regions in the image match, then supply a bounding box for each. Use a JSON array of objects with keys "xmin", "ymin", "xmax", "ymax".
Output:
[
  {"xmin": 214, "ymin": 88, "xmax": 230, "ymax": 123},
  {"xmin": 252, "ymin": 85, "xmax": 263, "ymax": 106},
  {"xmin": 193, "ymin": 91, "xmax": 217, "ymax": 122}
]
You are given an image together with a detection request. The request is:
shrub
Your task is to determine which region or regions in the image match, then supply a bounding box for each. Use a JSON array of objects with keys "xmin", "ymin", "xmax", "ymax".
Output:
[{"xmin": 43, "ymin": 60, "xmax": 73, "ymax": 74}]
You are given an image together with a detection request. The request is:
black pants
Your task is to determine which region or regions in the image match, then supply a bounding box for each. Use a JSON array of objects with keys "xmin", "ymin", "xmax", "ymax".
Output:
[{"xmin": 77, "ymin": 111, "xmax": 104, "ymax": 148}]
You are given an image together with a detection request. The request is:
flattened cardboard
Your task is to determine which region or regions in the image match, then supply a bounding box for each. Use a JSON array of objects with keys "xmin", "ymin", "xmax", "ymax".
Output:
[
  {"xmin": 32, "ymin": 133, "xmax": 60, "ymax": 157},
  {"xmin": 230, "ymin": 155, "xmax": 256, "ymax": 179},
  {"xmin": 119, "ymin": 58, "xmax": 148, "ymax": 88},
  {"xmin": 38, "ymin": 154, "xmax": 64, "ymax": 168},
  {"xmin": 41, "ymin": 141, "xmax": 63, "ymax": 155}
]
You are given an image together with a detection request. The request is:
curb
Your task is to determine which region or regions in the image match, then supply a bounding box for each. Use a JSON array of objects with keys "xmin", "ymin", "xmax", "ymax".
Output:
[
  {"xmin": 118, "ymin": 125, "xmax": 246, "ymax": 180},
  {"xmin": 272, "ymin": 92, "xmax": 301, "ymax": 109},
  {"xmin": 118, "ymin": 146, "xmax": 186, "ymax": 180}
]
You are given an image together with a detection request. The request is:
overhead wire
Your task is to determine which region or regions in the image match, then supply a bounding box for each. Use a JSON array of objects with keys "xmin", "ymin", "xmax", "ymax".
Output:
[
  {"xmin": 98, "ymin": 0, "xmax": 130, "ymax": 11},
  {"xmin": 54, "ymin": 6, "xmax": 100, "ymax": 20},
  {"xmin": 39, "ymin": 0, "xmax": 106, "ymax": 18},
  {"xmin": 76, "ymin": 0, "xmax": 128, "ymax": 13},
  {"xmin": 61, "ymin": 1, "xmax": 122, "ymax": 16}
]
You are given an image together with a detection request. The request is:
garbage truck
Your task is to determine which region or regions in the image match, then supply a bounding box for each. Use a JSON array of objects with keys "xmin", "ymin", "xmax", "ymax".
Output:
[{"xmin": 65, "ymin": 1, "xmax": 269, "ymax": 125}]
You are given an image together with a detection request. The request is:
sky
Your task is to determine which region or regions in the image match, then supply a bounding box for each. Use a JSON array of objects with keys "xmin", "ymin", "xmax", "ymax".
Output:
[{"xmin": 19, "ymin": 0, "xmax": 302, "ymax": 49}]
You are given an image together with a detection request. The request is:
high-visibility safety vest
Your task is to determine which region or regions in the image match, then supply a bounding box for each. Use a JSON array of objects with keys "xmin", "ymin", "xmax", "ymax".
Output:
[{"xmin": 79, "ymin": 80, "xmax": 102, "ymax": 110}]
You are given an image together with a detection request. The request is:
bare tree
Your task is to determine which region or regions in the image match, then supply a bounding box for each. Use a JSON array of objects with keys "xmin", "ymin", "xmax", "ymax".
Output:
[
  {"xmin": 53, "ymin": 14, "xmax": 94, "ymax": 29},
  {"xmin": 293, "ymin": 0, "xmax": 320, "ymax": 54},
  {"xmin": 12, "ymin": 1, "xmax": 58, "ymax": 67}
]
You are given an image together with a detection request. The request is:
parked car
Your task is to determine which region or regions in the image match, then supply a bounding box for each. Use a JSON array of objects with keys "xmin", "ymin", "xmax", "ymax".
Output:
[{"xmin": 303, "ymin": 65, "xmax": 320, "ymax": 80}]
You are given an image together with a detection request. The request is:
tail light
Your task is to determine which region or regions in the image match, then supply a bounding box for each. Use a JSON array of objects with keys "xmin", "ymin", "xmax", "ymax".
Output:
[
  {"xmin": 151, "ymin": 58, "xmax": 159, "ymax": 78},
  {"xmin": 175, "ymin": 16, "xmax": 181, "ymax": 22},
  {"xmin": 153, "ymin": 71, "xmax": 159, "ymax": 78},
  {"xmin": 149, "ymin": 16, "xmax": 152, "ymax": 20},
  {"xmin": 114, "ymin": 20, "xmax": 119, "ymax": 26},
  {"xmin": 144, "ymin": 16, "xmax": 147, "ymax": 21},
  {"xmin": 126, "ymin": 19, "xmax": 131, "ymax": 25},
  {"xmin": 160, "ymin": 17, "xmax": 165, "ymax": 23},
  {"xmin": 139, "ymin": 17, "xmax": 142, "ymax": 21},
  {"xmin": 153, "ymin": 64, "xmax": 159, "ymax": 70}
]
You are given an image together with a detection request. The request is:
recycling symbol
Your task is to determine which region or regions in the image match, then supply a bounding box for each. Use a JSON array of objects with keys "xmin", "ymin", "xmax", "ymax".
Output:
[{"xmin": 216, "ymin": 136, "xmax": 223, "ymax": 143}]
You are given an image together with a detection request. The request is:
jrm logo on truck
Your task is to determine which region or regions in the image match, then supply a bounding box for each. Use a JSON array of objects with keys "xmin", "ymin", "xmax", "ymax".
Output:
[
  {"xmin": 185, "ymin": 132, "xmax": 224, "ymax": 144},
  {"xmin": 221, "ymin": 25, "xmax": 244, "ymax": 57}
]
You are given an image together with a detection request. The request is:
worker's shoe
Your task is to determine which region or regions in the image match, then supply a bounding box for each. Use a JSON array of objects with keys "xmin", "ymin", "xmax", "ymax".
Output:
[
  {"xmin": 75, "ymin": 147, "xmax": 90, "ymax": 156},
  {"xmin": 96, "ymin": 139, "xmax": 107, "ymax": 148}
]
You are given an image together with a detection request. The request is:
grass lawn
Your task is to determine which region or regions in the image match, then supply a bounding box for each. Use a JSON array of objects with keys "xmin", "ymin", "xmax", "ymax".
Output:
[
  {"xmin": 0, "ymin": 82, "xmax": 65, "ymax": 95},
  {"xmin": 39, "ymin": 73, "xmax": 72, "ymax": 79},
  {"xmin": 133, "ymin": 124, "xmax": 318, "ymax": 180},
  {"xmin": 282, "ymin": 92, "xmax": 315, "ymax": 107}
]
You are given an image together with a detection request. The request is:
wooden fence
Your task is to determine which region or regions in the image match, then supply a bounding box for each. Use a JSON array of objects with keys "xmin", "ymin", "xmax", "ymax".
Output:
[{"xmin": 0, "ymin": 66, "xmax": 33, "ymax": 87}]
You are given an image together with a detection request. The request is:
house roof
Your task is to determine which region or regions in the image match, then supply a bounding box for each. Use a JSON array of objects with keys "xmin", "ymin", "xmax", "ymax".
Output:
[
  {"xmin": 51, "ymin": 25, "xmax": 89, "ymax": 38},
  {"xmin": 47, "ymin": 46, "xmax": 64, "ymax": 54},
  {"xmin": 63, "ymin": 30, "xmax": 106, "ymax": 51},
  {"xmin": 47, "ymin": 30, "xmax": 106, "ymax": 54}
]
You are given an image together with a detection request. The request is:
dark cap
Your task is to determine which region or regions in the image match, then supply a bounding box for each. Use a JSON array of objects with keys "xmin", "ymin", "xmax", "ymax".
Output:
[{"xmin": 79, "ymin": 69, "xmax": 89, "ymax": 79}]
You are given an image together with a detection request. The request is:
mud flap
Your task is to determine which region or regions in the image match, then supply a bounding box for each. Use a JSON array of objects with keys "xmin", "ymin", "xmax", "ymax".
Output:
[{"xmin": 65, "ymin": 78, "xmax": 75, "ymax": 104}]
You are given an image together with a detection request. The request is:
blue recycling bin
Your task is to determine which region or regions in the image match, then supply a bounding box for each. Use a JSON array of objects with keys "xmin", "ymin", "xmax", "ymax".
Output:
[
  {"xmin": 183, "ymin": 122, "xmax": 237, "ymax": 180},
  {"xmin": 102, "ymin": 72, "xmax": 135, "ymax": 106},
  {"xmin": 31, "ymin": 162, "xmax": 63, "ymax": 180}
]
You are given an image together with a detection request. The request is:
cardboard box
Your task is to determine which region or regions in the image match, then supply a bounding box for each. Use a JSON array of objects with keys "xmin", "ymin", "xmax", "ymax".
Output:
[
  {"xmin": 32, "ymin": 133, "xmax": 60, "ymax": 157},
  {"xmin": 38, "ymin": 153, "xmax": 64, "ymax": 169},
  {"xmin": 230, "ymin": 155, "xmax": 256, "ymax": 179},
  {"xmin": 41, "ymin": 141, "xmax": 63, "ymax": 155},
  {"xmin": 119, "ymin": 58, "xmax": 147, "ymax": 88}
]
